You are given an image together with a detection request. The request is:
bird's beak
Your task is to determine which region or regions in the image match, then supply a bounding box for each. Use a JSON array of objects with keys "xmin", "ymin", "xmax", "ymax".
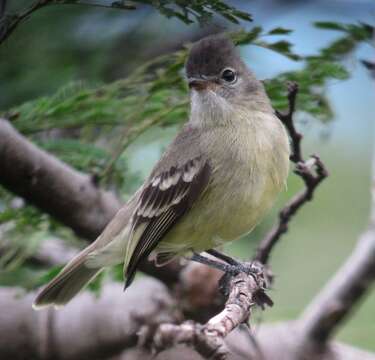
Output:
[{"xmin": 188, "ymin": 77, "xmax": 210, "ymax": 91}]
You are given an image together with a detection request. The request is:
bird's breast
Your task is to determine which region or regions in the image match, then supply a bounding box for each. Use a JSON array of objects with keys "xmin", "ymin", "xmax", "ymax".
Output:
[
  {"xmin": 158, "ymin": 112, "xmax": 290, "ymax": 252},
  {"xmin": 196, "ymin": 114, "xmax": 290, "ymax": 242}
]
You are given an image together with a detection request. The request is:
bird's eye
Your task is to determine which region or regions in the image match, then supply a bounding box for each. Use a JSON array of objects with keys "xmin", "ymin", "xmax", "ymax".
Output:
[{"xmin": 221, "ymin": 68, "xmax": 237, "ymax": 83}]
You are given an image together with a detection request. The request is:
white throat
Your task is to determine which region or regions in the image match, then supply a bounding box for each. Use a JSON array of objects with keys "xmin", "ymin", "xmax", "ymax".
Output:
[{"xmin": 189, "ymin": 90, "xmax": 235, "ymax": 128}]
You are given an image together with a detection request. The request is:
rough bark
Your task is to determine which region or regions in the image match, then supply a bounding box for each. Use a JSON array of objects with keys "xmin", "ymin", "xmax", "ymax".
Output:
[
  {"xmin": 0, "ymin": 278, "xmax": 176, "ymax": 360},
  {"xmin": 0, "ymin": 118, "xmax": 121, "ymax": 240},
  {"xmin": 0, "ymin": 280, "xmax": 373, "ymax": 360}
]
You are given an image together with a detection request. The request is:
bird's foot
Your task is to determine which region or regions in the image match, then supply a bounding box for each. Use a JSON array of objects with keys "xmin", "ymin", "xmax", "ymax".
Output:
[
  {"xmin": 190, "ymin": 251, "xmax": 239, "ymax": 275},
  {"xmin": 190, "ymin": 249, "xmax": 266, "ymax": 278},
  {"xmin": 191, "ymin": 249, "xmax": 261, "ymax": 275},
  {"xmin": 218, "ymin": 260, "xmax": 274, "ymax": 308},
  {"xmin": 190, "ymin": 250, "xmax": 273, "ymax": 308}
]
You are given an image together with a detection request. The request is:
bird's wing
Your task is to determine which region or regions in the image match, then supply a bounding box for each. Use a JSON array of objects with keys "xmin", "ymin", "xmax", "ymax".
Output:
[{"xmin": 124, "ymin": 156, "xmax": 211, "ymax": 287}]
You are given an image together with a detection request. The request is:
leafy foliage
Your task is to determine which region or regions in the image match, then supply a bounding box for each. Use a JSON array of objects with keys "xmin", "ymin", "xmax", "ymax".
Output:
[
  {"xmin": 4, "ymin": 23, "xmax": 371, "ymax": 150},
  {"xmin": 314, "ymin": 22, "xmax": 373, "ymax": 59},
  {"xmin": 0, "ymin": 0, "xmax": 252, "ymax": 47},
  {"xmin": 2, "ymin": 21, "xmax": 371, "ymax": 196},
  {"xmin": 267, "ymin": 27, "xmax": 293, "ymax": 35},
  {"xmin": 265, "ymin": 22, "xmax": 372, "ymax": 121},
  {"xmin": 135, "ymin": 0, "xmax": 252, "ymax": 24}
]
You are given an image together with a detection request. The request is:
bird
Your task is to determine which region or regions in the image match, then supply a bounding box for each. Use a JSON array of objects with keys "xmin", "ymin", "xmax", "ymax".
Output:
[{"xmin": 33, "ymin": 34, "xmax": 290, "ymax": 309}]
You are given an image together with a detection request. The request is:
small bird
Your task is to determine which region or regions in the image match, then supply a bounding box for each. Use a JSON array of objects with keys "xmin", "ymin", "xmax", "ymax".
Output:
[{"xmin": 33, "ymin": 34, "xmax": 290, "ymax": 309}]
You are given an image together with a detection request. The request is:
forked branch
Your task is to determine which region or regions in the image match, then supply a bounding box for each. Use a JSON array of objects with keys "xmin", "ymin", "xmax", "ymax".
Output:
[
  {"xmin": 255, "ymin": 82, "xmax": 328, "ymax": 264},
  {"xmin": 152, "ymin": 262, "xmax": 270, "ymax": 360}
]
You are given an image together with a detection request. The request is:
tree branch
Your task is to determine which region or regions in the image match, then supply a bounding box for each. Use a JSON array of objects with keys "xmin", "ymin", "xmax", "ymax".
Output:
[
  {"xmin": 0, "ymin": 0, "xmax": 135, "ymax": 45},
  {"xmin": 2, "ymin": 279, "xmax": 373, "ymax": 360},
  {"xmin": 153, "ymin": 262, "xmax": 270, "ymax": 359},
  {"xmin": 0, "ymin": 278, "xmax": 177, "ymax": 360},
  {"xmin": 255, "ymin": 82, "xmax": 328, "ymax": 264},
  {"xmin": 0, "ymin": 118, "xmax": 122, "ymax": 239}
]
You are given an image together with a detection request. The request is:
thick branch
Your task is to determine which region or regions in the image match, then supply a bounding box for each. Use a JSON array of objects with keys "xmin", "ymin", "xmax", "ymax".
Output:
[
  {"xmin": 2, "ymin": 280, "xmax": 373, "ymax": 360},
  {"xmin": 0, "ymin": 118, "xmax": 122, "ymax": 239},
  {"xmin": 0, "ymin": 278, "xmax": 176, "ymax": 360}
]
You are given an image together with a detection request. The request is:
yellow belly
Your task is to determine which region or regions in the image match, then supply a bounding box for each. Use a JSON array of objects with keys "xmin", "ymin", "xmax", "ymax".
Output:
[
  {"xmin": 156, "ymin": 112, "xmax": 290, "ymax": 257},
  {"xmin": 156, "ymin": 165, "xmax": 284, "ymax": 256}
]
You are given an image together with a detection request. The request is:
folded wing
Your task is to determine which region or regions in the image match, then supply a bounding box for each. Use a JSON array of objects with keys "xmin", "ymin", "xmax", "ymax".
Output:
[{"xmin": 124, "ymin": 156, "xmax": 211, "ymax": 287}]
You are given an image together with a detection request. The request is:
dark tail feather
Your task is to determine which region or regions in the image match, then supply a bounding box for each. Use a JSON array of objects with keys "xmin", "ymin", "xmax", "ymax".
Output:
[{"xmin": 33, "ymin": 248, "xmax": 101, "ymax": 309}]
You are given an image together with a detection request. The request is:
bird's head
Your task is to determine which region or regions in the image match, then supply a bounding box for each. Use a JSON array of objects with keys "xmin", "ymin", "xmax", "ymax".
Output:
[{"xmin": 185, "ymin": 34, "xmax": 270, "ymax": 126}]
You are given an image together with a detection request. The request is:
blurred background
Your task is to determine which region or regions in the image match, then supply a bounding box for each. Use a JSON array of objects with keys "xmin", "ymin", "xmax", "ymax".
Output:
[{"xmin": 0, "ymin": 0, "xmax": 374, "ymax": 352}]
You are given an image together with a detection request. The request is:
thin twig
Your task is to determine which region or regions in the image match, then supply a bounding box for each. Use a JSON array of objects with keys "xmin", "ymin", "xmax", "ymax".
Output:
[
  {"xmin": 0, "ymin": 0, "xmax": 135, "ymax": 45},
  {"xmin": 254, "ymin": 82, "xmax": 328, "ymax": 264},
  {"xmin": 276, "ymin": 82, "xmax": 302, "ymax": 163},
  {"xmin": 0, "ymin": 0, "xmax": 51, "ymax": 45}
]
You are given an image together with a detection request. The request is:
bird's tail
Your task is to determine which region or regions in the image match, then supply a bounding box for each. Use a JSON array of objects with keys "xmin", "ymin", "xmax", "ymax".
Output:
[{"xmin": 33, "ymin": 246, "xmax": 102, "ymax": 310}]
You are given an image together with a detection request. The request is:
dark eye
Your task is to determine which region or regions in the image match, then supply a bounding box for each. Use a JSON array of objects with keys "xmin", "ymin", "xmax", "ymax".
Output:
[{"xmin": 221, "ymin": 68, "xmax": 237, "ymax": 83}]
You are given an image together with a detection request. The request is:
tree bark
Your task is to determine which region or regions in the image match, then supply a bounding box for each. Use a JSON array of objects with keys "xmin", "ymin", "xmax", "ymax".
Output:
[
  {"xmin": 0, "ymin": 280, "xmax": 373, "ymax": 360},
  {"xmin": 0, "ymin": 278, "xmax": 176, "ymax": 360},
  {"xmin": 0, "ymin": 118, "xmax": 121, "ymax": 240}
]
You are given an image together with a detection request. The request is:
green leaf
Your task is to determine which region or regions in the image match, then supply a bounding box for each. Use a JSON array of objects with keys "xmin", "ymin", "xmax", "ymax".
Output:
[
  {"xmin": 314, "ymin": 21, "xmax": 347, "ymax": 31},
  {"xmin": 231, "ymin": 27, "xmax": 262, "ymax": 45},
  {"xmin": 320, "ymin": 37, "xmax": 356, "ymax": 59},
  {"xmin": 134, "ymin": 0, "xmax": 252, "ymax": 25},
  {"xmin": 232, "ymin": 9, "xmax": 253, "ymax": 22},
  {"xmin": 257, "ymin": 40, "xmax": 301, "ymax": 61},
  {"xmin": 314, "ymin": 21, "xmax": 373, "ymax": 41},
  {"xmin": 346, "ymin": 23, "xmax": 373, "ymax": 41},
  {"xmin": 267, "ymin": 27, "xmax": 293, "ymax": 35}
]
